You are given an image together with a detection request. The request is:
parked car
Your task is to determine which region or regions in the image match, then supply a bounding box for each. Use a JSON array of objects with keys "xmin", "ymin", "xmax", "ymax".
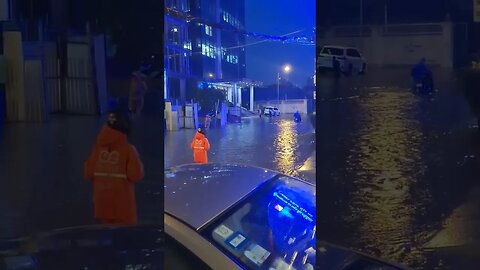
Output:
[
  {"xmin": 263, "ymin": 106, "xmax": 280, "ymax": 116},
  {"xmin": 165, "ymin": 164, "xmax": 316, "ymax": 270},
  {"xmin": 0, "ymin": 225, "xmax": 164, "ymax": 269},
  {"xmin": 164, "ymin": 163, "xmax": 413, "ymax": 270},
  {"xmin": 317, "ymin": 45, "xmax": 367, "ymax": 75}
]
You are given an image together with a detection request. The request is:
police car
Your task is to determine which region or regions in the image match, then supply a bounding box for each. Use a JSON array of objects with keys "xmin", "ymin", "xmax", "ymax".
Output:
[
  {"xmin": 164, "ymin": 164, "xmax": 412, "ymax": 270},
  {"xmin": 164, "ymin": 164, "xmax": 316, "ymax": 270}
]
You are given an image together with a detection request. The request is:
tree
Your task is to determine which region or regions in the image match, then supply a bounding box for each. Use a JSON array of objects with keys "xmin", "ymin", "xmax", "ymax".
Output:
[{"xmin": 194, "ymin": 89, "xmax": 227, "ymax": 114}]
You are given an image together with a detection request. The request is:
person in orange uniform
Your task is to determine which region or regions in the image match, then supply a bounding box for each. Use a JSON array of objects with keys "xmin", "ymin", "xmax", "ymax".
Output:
[
  {"xmin": 84, "ymin": 110, "xmax": 144, "ymax": 225},
  {"xmin": 190, "ymin": 127, "xmax": 210, "ymax": 164}
]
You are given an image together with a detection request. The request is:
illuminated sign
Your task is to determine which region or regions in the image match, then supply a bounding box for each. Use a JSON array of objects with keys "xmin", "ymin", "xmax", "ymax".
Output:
[{"xmin": 273, "ymin": 192, "xmax": 314, "ymax": 223}]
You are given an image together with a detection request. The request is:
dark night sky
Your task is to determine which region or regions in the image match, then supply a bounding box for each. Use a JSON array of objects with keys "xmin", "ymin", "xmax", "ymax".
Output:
[
  {"xmin": 318, "ymin": 0, "xmax": 473, "ymax": 26},
  {"xmin": 245, "ymin": 0, "xmax": 316, "ymax": 87}
]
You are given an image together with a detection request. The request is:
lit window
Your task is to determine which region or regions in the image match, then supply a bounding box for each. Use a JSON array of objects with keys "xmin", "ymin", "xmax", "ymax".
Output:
[{"xmin": 205, "ymin": 25, "xmax": 212, "ymax": 36}]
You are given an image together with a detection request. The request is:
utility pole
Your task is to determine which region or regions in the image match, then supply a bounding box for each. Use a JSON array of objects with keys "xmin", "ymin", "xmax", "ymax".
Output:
[
  {"xmin": 277, "ymin": 72, "xmax": 280, "ymax": 103},
  {"xmin": 384, "ymin": 0, "xmax": 388, "ymax": 27},
  {"xmin": 360, "ymin": 0, "xmax": 363, "ymax": 26}
]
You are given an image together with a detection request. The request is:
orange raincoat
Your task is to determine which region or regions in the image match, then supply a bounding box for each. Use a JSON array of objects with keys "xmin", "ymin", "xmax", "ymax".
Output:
[
  {"xmin": 190, "ymin": 131, "xmax": 210, "ymax": 164},
  {"xmin": 84, "ymin": 125, "xmax": 144, "ymax": 224}
]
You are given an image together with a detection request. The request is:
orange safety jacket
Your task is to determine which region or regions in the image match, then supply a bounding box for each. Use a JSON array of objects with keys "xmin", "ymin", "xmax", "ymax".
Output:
[
  {"xmin": 84, "ymin": 125, "xmax": 144, "ymax": 224},
  {"xmin": 190, "ymin": 131, "xmax": 210, "ymax": 164}
]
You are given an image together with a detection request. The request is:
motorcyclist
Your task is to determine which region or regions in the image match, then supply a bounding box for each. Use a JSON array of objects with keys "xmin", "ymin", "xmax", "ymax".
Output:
[
  {"xmin": 294, "ymin": 111, "xmax": 301, "ymax": 123},
  {"xmin": 411, "ymin": 58, "xmax": 434, "ymax": 93}
]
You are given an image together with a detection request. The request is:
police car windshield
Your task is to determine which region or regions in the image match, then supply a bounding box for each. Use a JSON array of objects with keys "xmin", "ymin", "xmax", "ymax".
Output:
[{"xmin": 202, "ymin": 176, "xmax": 316, "ymax": 270}]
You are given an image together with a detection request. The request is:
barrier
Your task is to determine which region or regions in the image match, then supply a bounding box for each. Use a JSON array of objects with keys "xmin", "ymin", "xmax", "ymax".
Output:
[{"xmin": 317, "ymin": 22, "xmax": 456, "ymax": 68}]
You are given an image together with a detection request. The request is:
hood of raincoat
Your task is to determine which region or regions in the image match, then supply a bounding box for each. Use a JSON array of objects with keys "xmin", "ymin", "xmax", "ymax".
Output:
[
  {"xmin": 194, "ymin": 131, "xmax": 206, "ymax": 140},
  {"xmin": 97, "ymin": 125, "xmax": 128, "ymax": 147}
]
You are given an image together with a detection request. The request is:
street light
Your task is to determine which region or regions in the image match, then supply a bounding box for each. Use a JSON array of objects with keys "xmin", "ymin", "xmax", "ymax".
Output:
[{"xmin": 278, "ymin": 64, "xmax": 292, "ymax": 102}]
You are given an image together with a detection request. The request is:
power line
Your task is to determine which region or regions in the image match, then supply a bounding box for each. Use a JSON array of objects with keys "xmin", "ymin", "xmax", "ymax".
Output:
[{"xmin": 165, "ymin": 7, "xmax": 315, "ymax": 45}]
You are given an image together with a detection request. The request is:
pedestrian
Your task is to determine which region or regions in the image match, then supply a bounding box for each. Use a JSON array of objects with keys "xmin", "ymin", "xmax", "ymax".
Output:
[
  {"xmin": 128, "ymin": 65, "xmax": 150, "ymax": 118},
  {"xmin": 205, "ymin": 114, "xmax": 212, "ymax": 129},
  {"xmin": 332, "ymin": 56, "xmax": 341, "ymax": 80},
  {"xmin": 190, "ymin": 126, "xmax": 210, "ymax": 164},
  {"xmin": 84, "ymin": 109, "xmax": 144, "ymax": 225},
  {"xmin": 258, "ymin": 108, "xmax": 262, "ymax": 118}
]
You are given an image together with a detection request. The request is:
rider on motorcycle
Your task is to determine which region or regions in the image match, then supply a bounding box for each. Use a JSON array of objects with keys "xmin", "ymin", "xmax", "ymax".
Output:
[
  {"xmin": 294, "ymin": 111, "xmax": 301, "ymax": 123},
  {"xmin": 411, "ymin": 58, "xmax": 434, "ymax": 93}
]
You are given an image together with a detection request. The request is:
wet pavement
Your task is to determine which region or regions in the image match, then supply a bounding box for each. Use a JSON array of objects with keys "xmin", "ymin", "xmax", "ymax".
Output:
[
  {"xmin": 0, "ymin": 115, "xmax": 164, "ymax": 239},
  {"xmin": 316, "ymin": 68, "xmax": 480, "ymax": 269},
  {"xmin": 164, "ymin": 115, "xmax": 316, "ymax": 184}
]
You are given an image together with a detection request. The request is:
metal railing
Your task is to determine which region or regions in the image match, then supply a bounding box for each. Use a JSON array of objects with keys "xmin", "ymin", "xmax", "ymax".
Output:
[
  {"xmin": 323, "ymin": 23, "xmax": 445, "ymax": 38},
  {"xmin": 381, "ymin": 23, "xmax": 444, "ymax": 36}
]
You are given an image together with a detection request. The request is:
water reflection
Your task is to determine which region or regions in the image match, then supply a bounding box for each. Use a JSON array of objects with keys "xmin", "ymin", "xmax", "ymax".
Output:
[
  {"xmin": 165, "ymin": 117, "xmax": 315, "ymax": 183},
  {"xmin": 346, "ymin": 90, "xmax": 431, "ymax": 266},
  {"xmin": 274, "ymin": 120, "xmax": 299, "ymax": 177}
]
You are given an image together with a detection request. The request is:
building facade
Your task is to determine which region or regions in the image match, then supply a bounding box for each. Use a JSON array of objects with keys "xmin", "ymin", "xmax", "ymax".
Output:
[{"xmin": 164, "ymin": 0, "xmax": 246, "ymax": 103}]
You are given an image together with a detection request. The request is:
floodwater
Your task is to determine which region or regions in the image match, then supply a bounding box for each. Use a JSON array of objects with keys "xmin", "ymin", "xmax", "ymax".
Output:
[
  {"xmin": 0, "ymin": 115, "xmax": 164, "ymax": 239},
  {"xmin": 316, "ymin": 68, "xmax": 480, "ymax": 269},
  {"xmin": 164, "ymin": 115, "xmax": 316, "ymax": 183}
]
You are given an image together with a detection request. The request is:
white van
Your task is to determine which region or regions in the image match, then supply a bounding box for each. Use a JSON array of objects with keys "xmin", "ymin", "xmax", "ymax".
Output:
[
  {"xmin": 317, "ymin": 45, "xmax": 367, "ymax": 75},
  {"xmin": 263, "ymin": 106, "xmax": 280, "ymax": 116}
]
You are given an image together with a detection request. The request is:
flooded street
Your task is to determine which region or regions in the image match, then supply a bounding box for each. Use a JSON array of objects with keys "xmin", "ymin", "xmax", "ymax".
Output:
[
  {"xmin": 317, "ymin": 68, "xmax": 480, "ymax": 269},
  {"xmin": 164, "ymin": 115, "xmax": 316, "ymax": 183},
  {"xmin": 0, "ymin": 115, "xmax": 164, "ymax": 239}
]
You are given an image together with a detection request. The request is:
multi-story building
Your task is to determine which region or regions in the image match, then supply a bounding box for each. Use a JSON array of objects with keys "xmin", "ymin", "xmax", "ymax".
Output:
[{"xmin": 164, "ymin": 0, "xmax": 246, "ymax": 103}]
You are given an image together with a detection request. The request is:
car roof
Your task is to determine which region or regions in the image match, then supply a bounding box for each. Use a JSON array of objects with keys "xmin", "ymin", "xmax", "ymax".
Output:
[
  {"xmin": 164, "ymin": 164, "xmax": 278, "ymax": 230},
  {"xmin": 322, "ymin": 45, "xmax": 359, "ymax": 50}
]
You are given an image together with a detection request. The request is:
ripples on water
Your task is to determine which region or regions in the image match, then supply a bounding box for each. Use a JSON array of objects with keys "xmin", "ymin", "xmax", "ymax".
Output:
[
  {"xmin": 345, "ymin": 90, "xmax": 435, "ymax": 267},
  {"xmin": 165, "ymin": 117, "xmax": 315, "ymax": 182},
  {"xmin": 274, "ymin": 120, "xmax": 300, "ymax": 176}
]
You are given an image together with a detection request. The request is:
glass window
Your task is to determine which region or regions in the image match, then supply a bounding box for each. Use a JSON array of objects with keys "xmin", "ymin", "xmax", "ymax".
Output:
[
  {"xmin": 202, "ymin": 177, "xmax": 316, "ymax": 270},
  {"xmin": 205, "ymin": 25, "xmax": 212, "ymax": 36},
  {"xmin": 165, "ymin": 235, "xmax": 212, "ymax": 270},
  {"xmin": 322, "ymin": 47, "xmax": 343, "ymax": 56},
  {"xmin": 346, "ymin": 49, "xmax": 361, "ymax": 58}
]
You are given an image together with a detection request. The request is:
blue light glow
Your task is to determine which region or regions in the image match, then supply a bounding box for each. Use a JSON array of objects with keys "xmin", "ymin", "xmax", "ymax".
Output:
[{"xmin": 272, "ymin": 191, "xmax": 314, "ymax": 223}]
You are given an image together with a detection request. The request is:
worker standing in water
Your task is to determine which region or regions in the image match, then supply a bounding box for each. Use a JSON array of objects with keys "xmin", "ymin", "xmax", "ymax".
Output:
[
  {"xmin": 84, "ymin": 110, "xmax": 144, "ymax": 225},
  {"xmin": 190, "ymin": 126, "xmax": 210, "ymax": 164}
]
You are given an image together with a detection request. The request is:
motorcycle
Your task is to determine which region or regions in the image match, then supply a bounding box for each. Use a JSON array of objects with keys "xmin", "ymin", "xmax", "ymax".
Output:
[
  {"xmin": 412, "ymin": 75, "xmax": 434, "ymax": 95},
  {"xmin": 294, "ymin": 113, "xmax": 302, "ymax": 123}
]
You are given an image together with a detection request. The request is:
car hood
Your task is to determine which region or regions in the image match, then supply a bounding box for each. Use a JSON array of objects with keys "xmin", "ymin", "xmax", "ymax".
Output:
[
  {"xmin": 317, "ymin": 241, "xmax": 412, "ymax": 270},
  {"xmin": 0, "ymin": 225, "xmax": 164, "ymax": 270},
  {"xmin": 164, "ymin": 163, "xmax": 278, "ymax": 230}
]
